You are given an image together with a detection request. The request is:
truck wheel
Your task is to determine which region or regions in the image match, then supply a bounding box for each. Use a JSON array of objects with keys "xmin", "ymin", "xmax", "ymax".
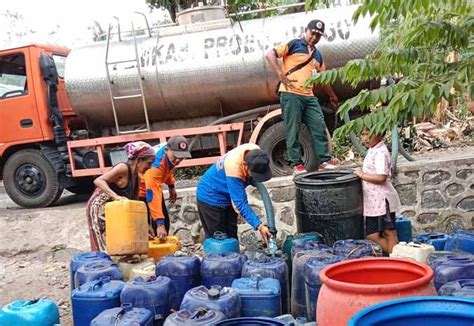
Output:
[
  {"xmin": 3, "ymin": 149, "xmax": 63, "ymax": 208},
  {"xmin": 258, "ymin": 121, "xmax": 317, "ymax": 177}
]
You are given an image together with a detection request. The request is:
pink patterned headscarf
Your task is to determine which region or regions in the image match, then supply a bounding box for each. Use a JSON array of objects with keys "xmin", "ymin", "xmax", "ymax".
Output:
[{"xmin": 124, "ymin": 141, "xmax": 155, "ymax": 160}]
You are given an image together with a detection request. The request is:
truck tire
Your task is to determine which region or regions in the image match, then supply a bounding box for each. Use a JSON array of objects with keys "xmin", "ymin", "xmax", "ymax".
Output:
[
  {"xmin": 3, "ymin": 149, "xmax": 63, "ymax": 208},
  {"xmin": 258, "ymin": 121, "xmax": 317, "ymax": 177}
]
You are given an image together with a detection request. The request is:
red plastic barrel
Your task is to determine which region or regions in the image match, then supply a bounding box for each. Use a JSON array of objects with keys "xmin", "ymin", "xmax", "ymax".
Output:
[{"xmin": 317, "ymin": 258, "xmax": 436, "ymax": 326}]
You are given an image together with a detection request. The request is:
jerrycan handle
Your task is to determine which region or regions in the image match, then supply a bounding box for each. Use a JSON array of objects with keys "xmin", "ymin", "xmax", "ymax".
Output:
[
  {"xmin": 250, "ymin": 274, "xmax": 262, "ymax": 289},
  {"xmin": 190, "ymin": 308, "xmax": 210, "ymax": 319},
  {"xmin": 213, "ymin": 231, "xmax": 228, "ymax": 240},
  {"xmin": 21, "ymin": 299, "xmax": 40, "ymax": 307},
  {"xmin": 110, "ymin": 303, "xmax": 133, "ymax": 325},
  {"xmin": 141, "ymin": 264, "xmax": 155, "ymax": 272},
  {"xmin": 428, "ymin": 233, "xmax": 444, "ymax": 239},
  {"xmin": 459, "ymin": 280, "xmax": 474, "ymax": 288},
  {"xmin": 410, "ymin": 241, "xmax": 423, "ymax": 248},
  {"xmin": 152, "ymin": 237, "xmax": 167, "ymax": 244},
  {"xmin": 91, "ymin": 276, "xmax": 111, "ymax": 291}
]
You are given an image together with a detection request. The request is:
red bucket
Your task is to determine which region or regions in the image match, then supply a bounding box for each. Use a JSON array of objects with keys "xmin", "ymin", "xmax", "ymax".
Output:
[{"xmin": 317, "ymin": 257, "xmax": 436, "ymax": 326}]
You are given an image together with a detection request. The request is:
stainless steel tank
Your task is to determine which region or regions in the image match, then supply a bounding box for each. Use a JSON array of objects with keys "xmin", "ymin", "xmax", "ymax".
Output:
[{"xmin": 64, "ymin": 5, "xmax": 379, "ymax": 128}]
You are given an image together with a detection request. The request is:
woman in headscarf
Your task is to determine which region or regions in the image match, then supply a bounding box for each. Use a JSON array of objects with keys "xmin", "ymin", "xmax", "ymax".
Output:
[{"xmin": 86, "ymin": 141, "xmax": 155, "ymax": 251}]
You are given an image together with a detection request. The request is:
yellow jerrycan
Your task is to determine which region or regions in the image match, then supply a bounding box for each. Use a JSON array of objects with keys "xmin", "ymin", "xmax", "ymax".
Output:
[
  {"xmin": 148, "ymin": 236, "xmax": 180, "ymax": 262},
  {"xmin": 105, "ymin": 200, "xmax": 148, "ymax": 255}
]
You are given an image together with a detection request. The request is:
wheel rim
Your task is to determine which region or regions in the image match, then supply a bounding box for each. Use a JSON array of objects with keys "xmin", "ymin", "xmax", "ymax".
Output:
[
  {"xmin": 270, "ymin": 137, "xmax": 310, "ymax": 176},
  {"xmin": 14, "ymin": 163, "xmax": 46, "ymax": 196}
]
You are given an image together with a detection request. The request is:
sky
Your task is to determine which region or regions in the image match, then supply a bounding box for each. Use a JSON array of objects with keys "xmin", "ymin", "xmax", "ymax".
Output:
[{"xmin": 0, "ymin": 0, "xmax": 170, "ymax": 49}]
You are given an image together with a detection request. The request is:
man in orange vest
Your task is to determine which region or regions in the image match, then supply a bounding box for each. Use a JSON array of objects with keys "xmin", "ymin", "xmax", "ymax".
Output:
[{"xmin": 143, "ymin": 136, "xmax": 191, "ymax": 239}]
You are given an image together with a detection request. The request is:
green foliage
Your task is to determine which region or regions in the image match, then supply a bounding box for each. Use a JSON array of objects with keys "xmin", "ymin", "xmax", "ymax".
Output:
[
  {"xmin": 147, "ymin": 0, "xmax": 184, "ymax": 22},
  {"xmin": 304, "ymin": 0, "xmax": 474, "ymax": 140},
  {"xmin": 227, "ymin": 0, "xmax": 293, "ymax": 20},
  {"xmin": 147, "ymin": 0, "xmax": 293, "ymax": 22}
]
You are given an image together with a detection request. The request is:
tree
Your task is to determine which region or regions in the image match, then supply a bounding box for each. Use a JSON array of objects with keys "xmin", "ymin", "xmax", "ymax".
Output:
[
  {"xmin": 304, "ymin": 0, "xmax": 473, "ymax": 140},
  {"xmin": 147, "ymin": 0, "xmax": 294, "ymax": 23},
  {"xmin": 147, "ymin": 0, "xmax": 189, "ymax": 23}
]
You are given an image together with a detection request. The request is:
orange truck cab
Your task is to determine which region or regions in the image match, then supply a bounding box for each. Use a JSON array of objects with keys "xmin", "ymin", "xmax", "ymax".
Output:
[{"xmin": 0, "ymin": 44, "xmax": 87, "ymax": 208}]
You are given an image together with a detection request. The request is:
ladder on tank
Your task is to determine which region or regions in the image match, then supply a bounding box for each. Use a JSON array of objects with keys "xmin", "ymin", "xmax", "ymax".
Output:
[{"xmin": 105, "ymin": 12, "xmax": 153, "ymax": 135}]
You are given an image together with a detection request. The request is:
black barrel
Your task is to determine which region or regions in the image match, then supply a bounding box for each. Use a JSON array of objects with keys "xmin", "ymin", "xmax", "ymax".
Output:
[{"xmin": 294, "ymin": 170, "xmax": 363, "ymax": 246}]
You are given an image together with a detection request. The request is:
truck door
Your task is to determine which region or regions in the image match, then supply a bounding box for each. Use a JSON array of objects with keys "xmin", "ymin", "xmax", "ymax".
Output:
[{"xmin": 0, "ymin": 49, "xmax": 43, "ymax": 144}]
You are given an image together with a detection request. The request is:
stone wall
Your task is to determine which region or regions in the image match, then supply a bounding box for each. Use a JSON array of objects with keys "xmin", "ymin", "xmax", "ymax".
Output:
[
  {"xmin": 393, "ymin": 153, "xmax": 474, "ymax": 233},
  {"xmin": 168, "ymin": 154, "xmax": 474, "ymax": 249},
  {"xmin": 167, "ymin": 176, "xmax": 298, "ymax": 252}
]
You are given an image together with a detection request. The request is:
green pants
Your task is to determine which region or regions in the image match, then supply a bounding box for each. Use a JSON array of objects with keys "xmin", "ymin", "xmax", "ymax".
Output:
[{"xmin": 280, "ymin": 92, "xmax": 331, "ymax": 166}]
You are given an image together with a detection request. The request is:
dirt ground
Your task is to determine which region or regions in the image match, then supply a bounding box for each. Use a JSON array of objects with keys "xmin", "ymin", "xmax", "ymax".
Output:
[{"xmin": 0, "ymin": 187, "xmax": 89, "ymax": 325}]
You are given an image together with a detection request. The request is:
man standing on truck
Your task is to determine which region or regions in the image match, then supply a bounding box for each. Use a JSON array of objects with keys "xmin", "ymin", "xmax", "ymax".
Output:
[
  {"xmin": 196, "ymin": 143, "xmax": 273, "ymax": 244},
  {"xmin": 265, "ymin": 19, "xmax": 339, "ymax": 176},
  {"xmin": 144, "ymin": 136, "xmax": 192, "ymax": 239}
]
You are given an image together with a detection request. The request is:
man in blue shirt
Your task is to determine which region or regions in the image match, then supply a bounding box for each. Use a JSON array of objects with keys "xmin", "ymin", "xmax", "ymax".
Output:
[{"xmin": 196, "ymin": 144, "xmax": 273, "ymax": 243}]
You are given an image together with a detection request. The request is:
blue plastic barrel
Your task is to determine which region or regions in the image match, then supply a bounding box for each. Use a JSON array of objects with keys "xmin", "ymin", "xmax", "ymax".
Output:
[
  {"xmin": 156, "ymin": 254, "xmax": 201, "ymax": 308},
  {"xmin": 445, "ymin": 230, "xmax": 474, "ymax": 254},
  {"xmin": 348, "ymin": 296, "xmax": 474, "ymax": 326},
  {"xmin": 0, "ymin": 299, "xmax": 60, "ymax": 326},
  {"xmin": 75, "ymin": 261, "xmax": 124, "ymax": 288},
  {"xmin": 241, "ymin": 256, "xmax": 289, "ymax": 314},
  {"xmin": 120, "ymin": 276, "xmax": 175, "ymax": 322},
  {"xmin": 203, "ymin": 232, "xmax": 239, "ymax": 255},
  {"xmin": 201, "ymin": 252, "xmax": 246, "ymax": 288},
  {"xmin": 416, "ymin": 232, "xmax": 448, "ymax": 251},
  {"xmin": 181, "ymin": 285, "xmax": 241, "ymax": 319},
  {"xmin": 216, "ymin": 317, "xmax": 286, "ymax": 325},
  {"xmin": 395, "ymin": 216, "xmax": 412, "ymax": 242},
  {"xmin": 164, "ymin": 309, "xmax": 227, "ymax": 326},
  {"xmin": 232, "ymin": 274, "xmax": 281, "ymax": 317},
  {"xmin": 71, "ymin": 276, "xmax": 124, "ymax": 326},
  {"xmin": 332, "ymin": 239, "xmax": 375, "ymax": 259},
  {"xmin": 438, "ymin": 279, "xmax": 474, "ymax": 298},
  {"xmin": 91, "ymin": 304, "xmax": 154, "ymax": 326},
  {"xmin": 70, "ymin": 251, "xmax": 112, "ymax": 290}
]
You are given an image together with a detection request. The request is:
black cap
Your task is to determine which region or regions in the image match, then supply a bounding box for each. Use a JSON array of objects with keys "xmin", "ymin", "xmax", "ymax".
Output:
[
  {"xmin": 307, "ymin": 19, "xmax": 325, "ymax": 36},
  {"xmin": 167, "ymin": 136, "xmax": 192, "ymax": 159},
  {"xmin": 245, "ymin": 149, "xmax": 272, "ymax": 182}
]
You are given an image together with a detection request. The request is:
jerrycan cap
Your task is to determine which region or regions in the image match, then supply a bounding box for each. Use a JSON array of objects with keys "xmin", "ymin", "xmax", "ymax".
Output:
[
  {"xmin": 213, "ymin": 231, "xmax": 229, "ymax": 240},
  {"xmin": 208, "ymin": 287, "xmax": 221, "ymax": 300}
]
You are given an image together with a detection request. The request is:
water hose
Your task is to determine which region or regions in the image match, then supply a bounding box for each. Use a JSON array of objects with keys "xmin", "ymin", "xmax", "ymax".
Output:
[
  {"xmin": 343, "ymin": 112, "xmax": 367, "ymax": 156},
  {"xmin": 189, "ymin": 104, "xmax": 280, "ymax": 150},
  {"xmin": 255, "ymin": 182, "xmax": 277, "ymax": 237}
]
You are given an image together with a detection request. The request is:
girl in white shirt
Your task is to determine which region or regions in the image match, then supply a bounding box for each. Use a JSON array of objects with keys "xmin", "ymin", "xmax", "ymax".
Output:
[{"xmin": 354, "ymin": 127, "xmax": 401, "ymax": 254}]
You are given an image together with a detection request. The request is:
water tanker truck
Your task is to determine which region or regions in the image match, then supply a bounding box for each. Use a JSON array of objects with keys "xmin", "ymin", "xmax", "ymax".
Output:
[{"xmin": 0, "ymin": 4, "xmax": 378, "ymax": 208}]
